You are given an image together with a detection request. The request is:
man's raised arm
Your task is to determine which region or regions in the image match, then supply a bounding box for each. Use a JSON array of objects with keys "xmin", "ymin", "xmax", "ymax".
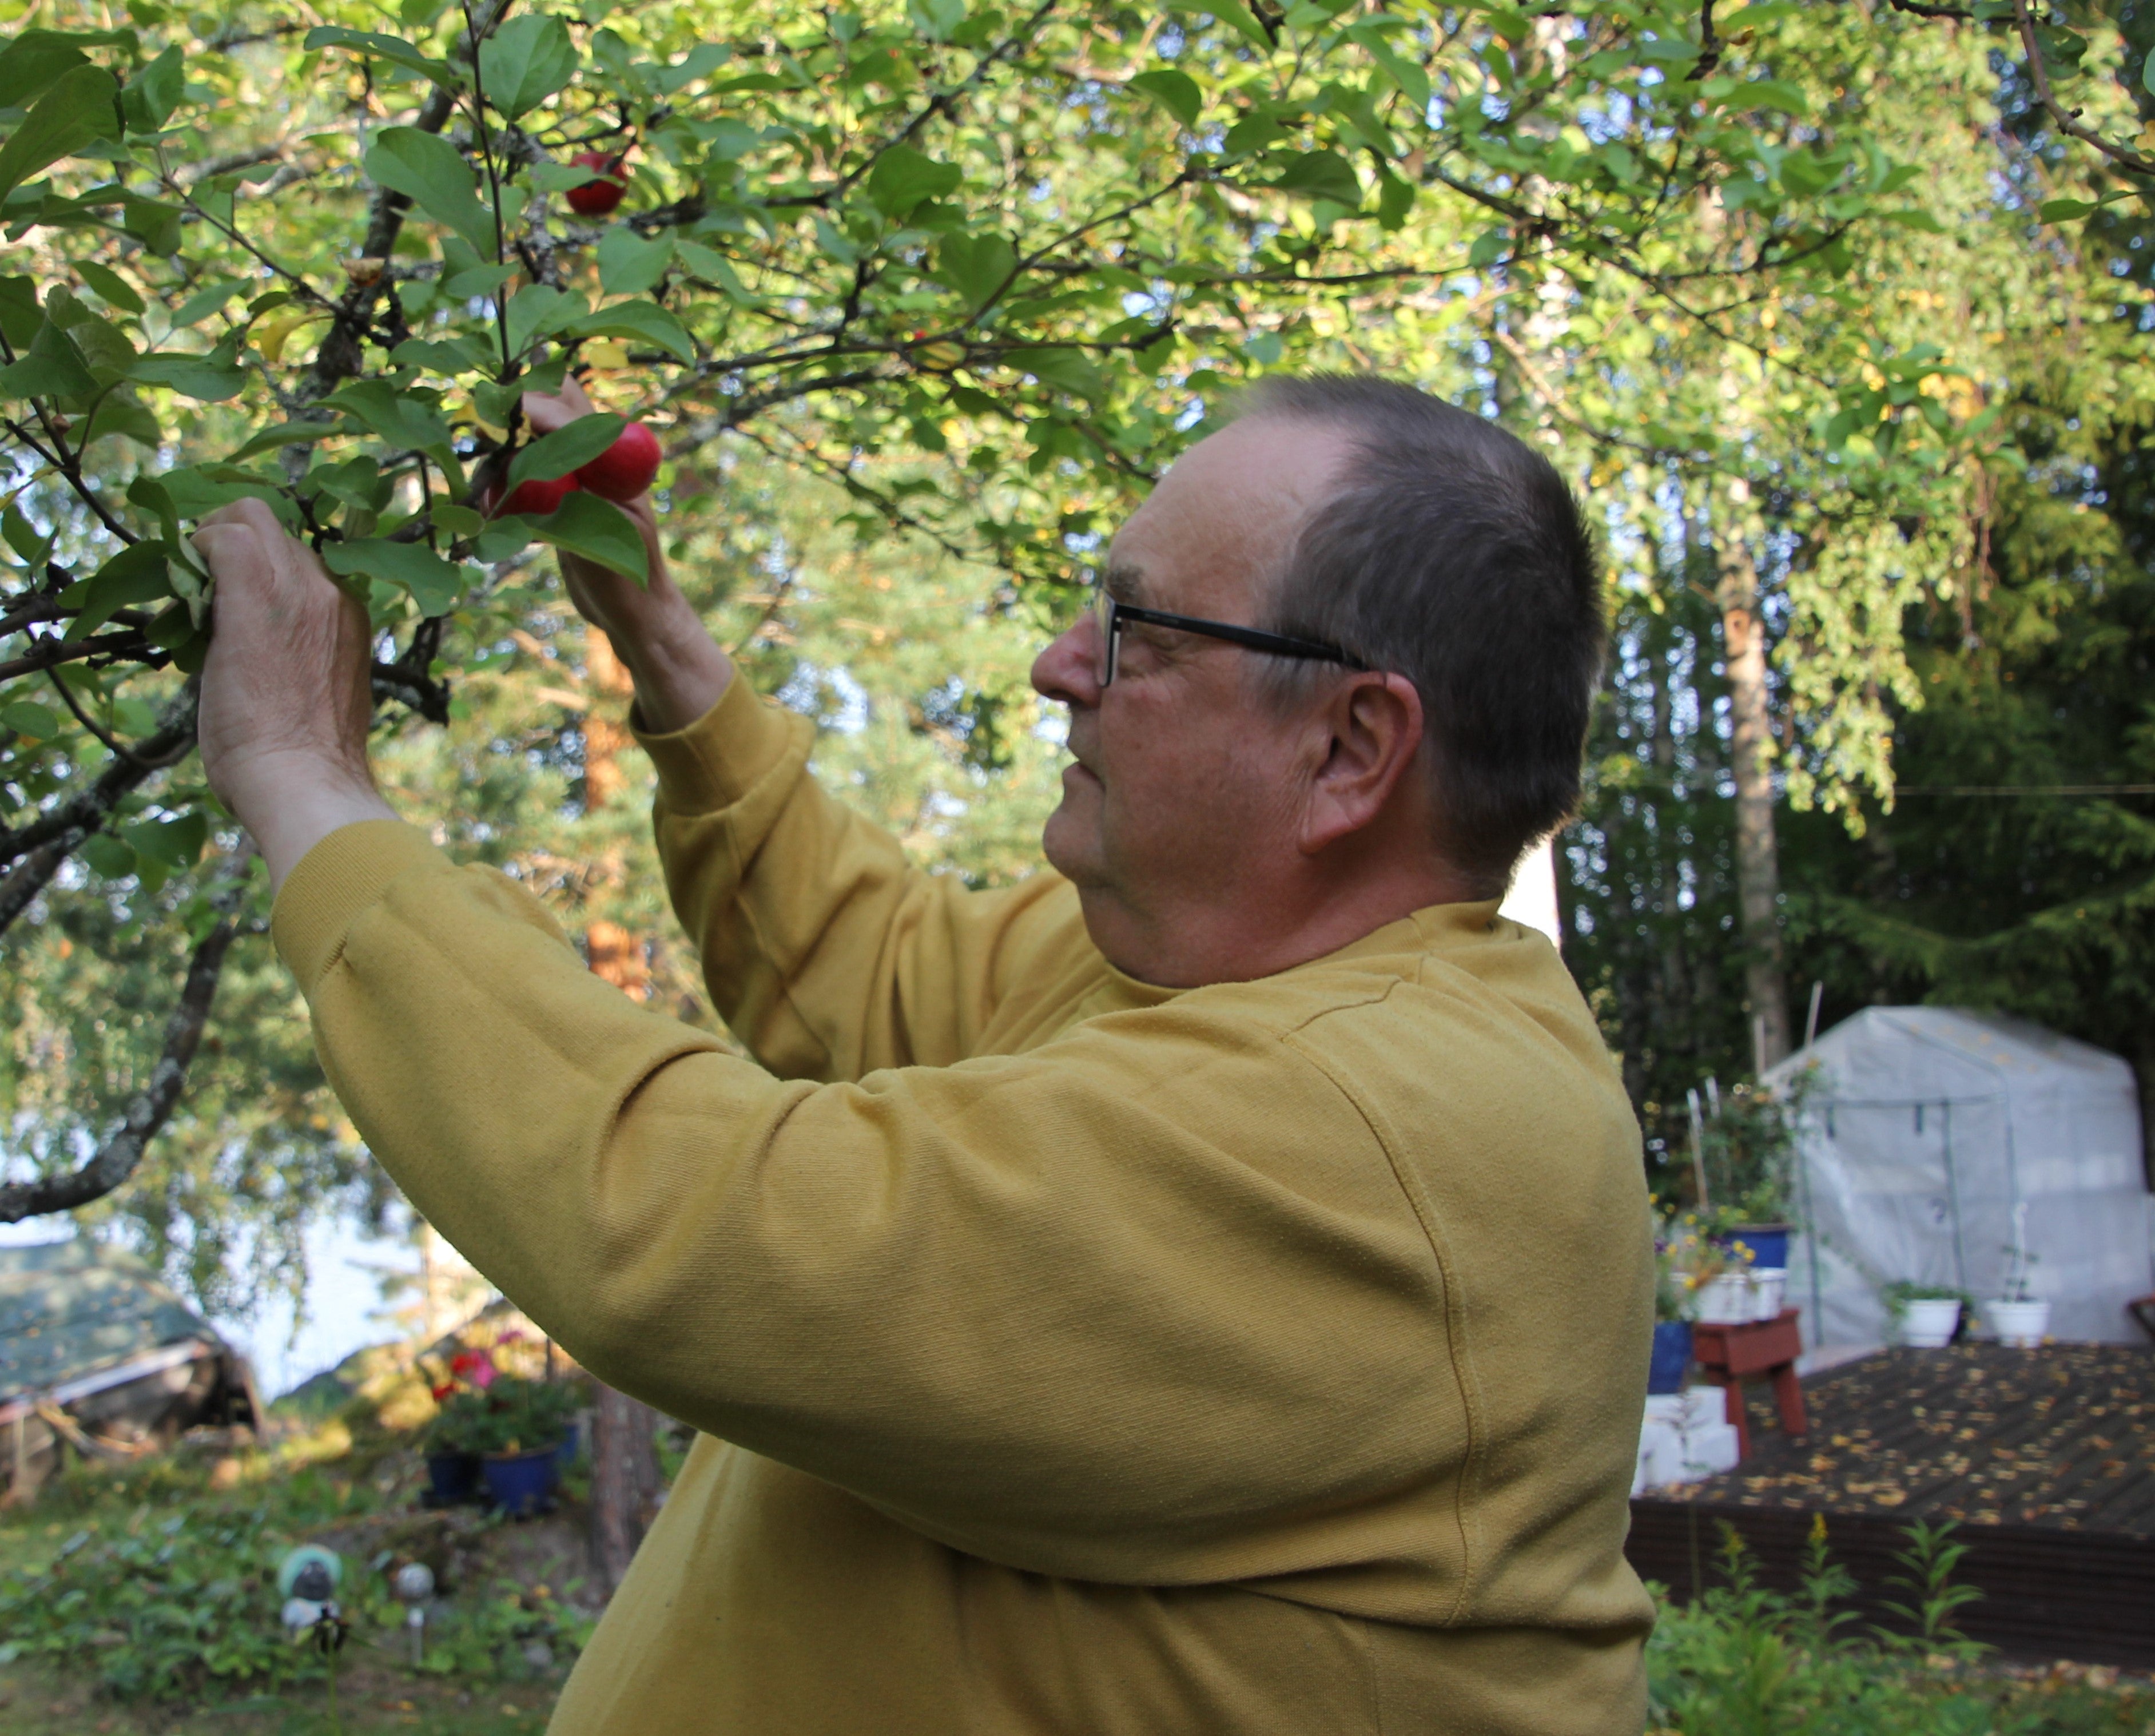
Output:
[{"xmin": 519, "ymin": 386, "xmax": 1079, "ymax": 1082}]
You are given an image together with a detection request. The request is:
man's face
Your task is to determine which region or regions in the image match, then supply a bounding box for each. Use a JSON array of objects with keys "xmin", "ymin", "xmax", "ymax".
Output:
[{"xmin": 1029, "ymin": 416, "xmax": 1356, "ymax": 971}]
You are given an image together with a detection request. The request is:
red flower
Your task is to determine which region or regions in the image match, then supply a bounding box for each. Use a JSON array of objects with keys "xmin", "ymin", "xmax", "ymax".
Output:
[{"xmin": 431, "ymin": 1384, "xmax": 454, "ymax": 1401}]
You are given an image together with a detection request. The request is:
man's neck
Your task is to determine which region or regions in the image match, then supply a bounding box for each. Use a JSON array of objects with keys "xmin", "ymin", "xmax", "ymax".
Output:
[{"xmin": 1083, "ymin": 858, "xmax": 1484, "ymax": 990}]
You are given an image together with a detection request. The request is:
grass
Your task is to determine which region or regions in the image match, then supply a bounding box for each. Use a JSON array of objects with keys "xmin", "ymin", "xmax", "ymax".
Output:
[{"xmin": 5, "ymin": 1396, "xmax": 2151, "ymax": 1733}]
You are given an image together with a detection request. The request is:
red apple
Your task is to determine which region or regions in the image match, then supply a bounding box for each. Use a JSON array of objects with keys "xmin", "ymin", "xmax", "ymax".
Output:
[
  {"xmin": 478, "ymin": 471, "xmax": 579, "ymax": 519},
  {"xmin": 566, "ymin": 152, "xmax": 628, "ymax": 217},
  {"xmin": 575, "ymin": 422, "xmax": 662, "ymax": 501}
]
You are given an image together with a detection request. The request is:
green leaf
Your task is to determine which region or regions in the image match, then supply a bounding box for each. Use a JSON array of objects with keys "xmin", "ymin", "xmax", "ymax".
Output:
[
  {"xmin": 866, "ymin": 144, "xmax": 963, "ymax": 219},
  {"xmin": 81, "ymin": 831, "xmax": 136, "ymax": 879},
  {"xmin": 906, "ymin": 0, "xmax": 967, "ymax": 41},
  {"xmin": 506, "ymin": 412, "xmax": 624, "ymax": 487},
  {"xmin": 1128, "ymin": 70, "xmax": 1202, "ymax": 129},
  {"xmin": 1020, "ymin": 347, "xmax": 1107, "ymax": 402},
  {"xmin": 0, "ymin": 316, "xmax": 94, "ymax": 399},
  {"xmin": 75, "ymin": 259, "xmax": 143, "ymax": 314},
  {"xmin": 565, "ymin": 299, "xmax": 695, "ymax": 362},
  {"xmin": 504, "ymin": 284, "xmax": 587, "ymax": 355},
  {"xmin": 0, "ymin": 276, "xmax": 42, "ymax": 348},
  {"xmin": 363, "ymin": 126, "xmax": 497, "ymax": 257},
  {"xmin": 1273, "ymin": 149, "xmax": 1362, "ymax": 207},
  {"xmin": 0, "ymin": 31, "xmax": 94, "ymax": 109},
  {"xmin": 1376, "ymin": 164, "xmax": 1415, "ymax": 231},
  {"xmin": 2037, "ymin": 197, "xmax": 2096, "ymax": 222},
  {"xmin": 2, "ymin": 504, "xmax": 51, "ymax": 563},
  {"xmin": 170, "ymin": 277, "xmax": 245, "ymax": 328},
  {"xmin": 63, "ymin": 540, "xmax": 175, "ymax": 640},
  {"xmin": 936, "ymin": 231, "xmax": 1017, "ymax": 313},
  {"xmin": 126, "ymin": 474, "xmax": 184, "ymax": 549},
  {"xmin": 129, "ymin": 811, "xmax": 208, "ymax": 868},
  {"xmin": 0, "ymin": 64, "xmax": 122, "ymax": 207},
  {"xmin": 121, "ymin": 44, "xmax": 186, "ymax": 133},
  {"xmin": 230, "ymin": 418, "xmax": 338, "ymax": 460},
  {"xmin": 1166, "ymin": 0, "xmax": 1275, "ymax": 53},
  {"xmin": 303, "ymin": 26, "xmax": 463, "ymax": 90},
  {"xmin": 81, "ymin": 388, "xmax": 158, "ymax": 448},
  {"xmin": 1349, "ymin": 25, "xmax": 1430, "ymax": 109},
  {"xmin": 1, "ymin": 700, "xmax": 60, "ymax": 739},
  {"xmin": 327, "ymin": 379, "xmax": 456, "ymax": 464},
  {"xmin": 527, "ymin": 490, "xmax": 648, "ymax": 583},
  {"xmin": 674, "ymin": 240, "xmax": 759, "ymax": 307},
  {"xmin": 320, "ymin": 538, "xmax": 472, "ymax": 616},
  {"xmin": 128, "ymin": 350, "xmax": 246, "ymax": 401},
  {"xmin": 121, "ymin": 193, "xmax": 182, "ymax": 255},
  {"xmin": 478, "ymin": 14, "xmax": 579, "ymax": 119},
  {"xmin": 597, "ymin": 227, "xmax": 673, "ymax": 296}
]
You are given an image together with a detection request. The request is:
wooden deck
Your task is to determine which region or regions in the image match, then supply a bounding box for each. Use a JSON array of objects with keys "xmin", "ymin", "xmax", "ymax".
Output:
[{"xmin": 1626, "ymin": 1344, "xmax": 2155, "ymax": 1666}]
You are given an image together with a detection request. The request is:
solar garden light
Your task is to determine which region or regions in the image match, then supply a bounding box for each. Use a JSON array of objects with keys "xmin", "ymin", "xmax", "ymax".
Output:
[{"xmin": 393, "ymin": 1559, "xmax": 437, "ymax": 1663}]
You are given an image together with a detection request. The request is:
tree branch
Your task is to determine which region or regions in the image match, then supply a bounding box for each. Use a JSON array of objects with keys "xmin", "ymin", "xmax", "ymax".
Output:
[
  {"xmin": 0, "ymin": 853, "xmax": 252, "ymax": 1223},
  {"xmin": 2011, "ymin": 0, "xmax": 2155, "ymax": 178}
]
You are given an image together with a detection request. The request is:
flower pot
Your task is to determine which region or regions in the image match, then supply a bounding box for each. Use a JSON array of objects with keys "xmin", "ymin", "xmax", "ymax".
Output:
[
  {"xmin": 1895, "ymin": 1297, "xmax": 1961, "ymax": 1348},
  {"xmin": 1749, "ymin": 1268, "xmax": 1787, "ymax": 1323},
  {"xmin": 1983, "ymin": 1298, "xmax": 2049, "ymax": 1348},
  {"xmin": 483, "ymin": 1444, "xmax": 562, "ymax": 1517},
  {"xmin": 1648, "ymin": 1321, "xmax": 1693, "ymax": 1395},
  {"xmin": 1693, "ymin": 1273, "xmax": 1754, "ymax": 1326},
  {"xmin": 426, "ymin": 1450, "xmax": 481, "ymax": 1505},
  {"xmin": 1713, "ymin": 1223, "xmax": 1791, "ymax": 1270}
]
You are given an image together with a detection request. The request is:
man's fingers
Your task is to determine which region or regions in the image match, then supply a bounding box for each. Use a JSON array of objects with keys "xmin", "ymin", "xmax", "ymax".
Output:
[{"xmin": 522, "ymin": 375, "xmax": 597, "ymax": 433}]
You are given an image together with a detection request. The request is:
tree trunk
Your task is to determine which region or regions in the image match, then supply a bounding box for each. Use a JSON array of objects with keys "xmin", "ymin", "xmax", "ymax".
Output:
[
  {"xmin": 589, "ymin": 1383, "xmax": 663, "ymax": 1592},
  {"xmin": 1715, "ymin": 513, "xmax": 1792, "ymax": 1072}
]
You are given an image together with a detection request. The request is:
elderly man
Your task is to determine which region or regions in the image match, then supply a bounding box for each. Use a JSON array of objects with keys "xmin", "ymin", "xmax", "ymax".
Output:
[{"xmin": 195, "ymin": 374, "xmax": 1653, "ymax": 1734}]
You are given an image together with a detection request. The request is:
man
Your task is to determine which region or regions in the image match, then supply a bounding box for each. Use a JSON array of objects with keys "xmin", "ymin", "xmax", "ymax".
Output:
[{"xmin": 194, "ymin": 375, "xmax": 1655, "ymax": 1734}]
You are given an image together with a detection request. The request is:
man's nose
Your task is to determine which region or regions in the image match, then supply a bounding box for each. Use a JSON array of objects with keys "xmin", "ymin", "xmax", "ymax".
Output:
[{"xmin": 1031, "ymin": 618, "xmax": 1102, "ymax": 711}]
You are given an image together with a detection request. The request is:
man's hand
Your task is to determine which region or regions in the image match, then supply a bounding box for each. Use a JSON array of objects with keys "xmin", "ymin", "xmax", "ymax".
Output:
[
  {"xmin": 522, "ymin": 378, "xmax": 732, "ymax": 733},
  {"xmin": 194, "ymin": 499, "xmax": 397, "ymax": 891}
]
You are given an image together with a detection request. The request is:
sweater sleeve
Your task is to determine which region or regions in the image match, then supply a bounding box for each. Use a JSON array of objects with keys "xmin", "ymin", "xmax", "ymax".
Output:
[
  {"xmin": 271, "ymin": 822, "xmax": 1461, "ymax": 1588},
  {"xmin": 632, "ymin": 677, "xmax": 1080, "ymax": 1080}
]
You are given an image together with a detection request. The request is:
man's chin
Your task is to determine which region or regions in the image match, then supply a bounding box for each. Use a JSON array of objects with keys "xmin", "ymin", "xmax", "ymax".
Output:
[{"xmin": 1039, "ymin": 799, "xmax": 1102, "ymax": 888}]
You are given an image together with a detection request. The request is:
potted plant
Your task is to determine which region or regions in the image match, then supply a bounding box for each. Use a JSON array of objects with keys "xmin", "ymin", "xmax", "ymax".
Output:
[
  {"xmin": 1649, "ymin": 1218, "xmax": 1696, "ymax": 1395},
  {"xmin": 1983, "ymin": 1203, "xmax": 2049, "ymax": 1348},
  {"xmin": 468, "ymin": 1375, "xmax": 583, "ymax": 1516},
  {"xmin": 1693, "ymin": 1071, "xmax": 1815, "ymax": 1273},
  {"xmin": 1883, "ymin": 1281, "xmax": 1969, "ymax": 1348},
  {"xmin": 419, "ymin": 1345, "xmax": 509, "ymax": 1505}
]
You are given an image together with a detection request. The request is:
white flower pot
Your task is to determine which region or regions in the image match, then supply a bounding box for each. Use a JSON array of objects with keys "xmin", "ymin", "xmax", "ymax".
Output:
[
  {"xmin": 1895, "ymin": 1297, "xmax": 1961, "ymax": 1348},
  {"xmin": 1983, "ymin": 1298, "xmax": 2049, "ymax": 1348},
  {"xmin": 1693, "ymin": 1273, "xmax": 1753, "ymax": 1326},
  {"xmin": 1749, "ymin": 1268, "xmax": 1787, "ymax": 1322}
]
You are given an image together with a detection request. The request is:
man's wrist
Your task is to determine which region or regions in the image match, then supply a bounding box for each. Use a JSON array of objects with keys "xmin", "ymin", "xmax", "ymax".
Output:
[
  {"xmin": 618, "ymin": 609, "xmax": 734, "ymax": 735},
  {"xmin": 221, "ymin": 753, "xmax": 399, "ymax": 892}
]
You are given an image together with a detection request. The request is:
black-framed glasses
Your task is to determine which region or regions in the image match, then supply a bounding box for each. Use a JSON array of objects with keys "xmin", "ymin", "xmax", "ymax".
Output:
[{"xmin": 1090, "ymin": 588, "xmax": 1370, "ymax": 686}]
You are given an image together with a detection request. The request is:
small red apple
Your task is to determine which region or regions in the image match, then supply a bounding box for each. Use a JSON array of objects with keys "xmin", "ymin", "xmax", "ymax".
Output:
[
  {"xmin": 478, "ymin": 471, "xmax": 579, "ymax": 519},
  {"xmin": 566, "ymin": 152, "xmax": 629, "ymax": 217},
  {"xmin": 575, "ymin": 422, "xmax": 662, "ymax": 501}
]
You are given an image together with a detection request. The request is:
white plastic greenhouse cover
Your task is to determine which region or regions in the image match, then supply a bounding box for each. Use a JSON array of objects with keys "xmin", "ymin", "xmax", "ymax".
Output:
[{"xmin": 1762, "ymin": 1007, "xmax": 2153, "ymax": 1349}]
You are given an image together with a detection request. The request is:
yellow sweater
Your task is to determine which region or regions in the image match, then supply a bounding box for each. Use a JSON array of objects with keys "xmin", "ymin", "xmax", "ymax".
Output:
[{"xmin": 272, "ymin": 676, "xmax": 1655, "ymax": 1734}]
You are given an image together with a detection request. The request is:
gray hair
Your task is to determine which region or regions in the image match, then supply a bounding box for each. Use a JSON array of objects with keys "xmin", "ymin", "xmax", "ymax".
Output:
[{"xmin": 1237, "ymin": 375, "xmax": 1605, "ymax": 892}]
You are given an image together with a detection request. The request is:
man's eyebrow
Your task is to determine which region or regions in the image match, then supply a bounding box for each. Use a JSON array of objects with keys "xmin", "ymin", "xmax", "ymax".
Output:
[{"xmin": 1100, "ymin": 562, "xmax": 1147, "ymax": 606}]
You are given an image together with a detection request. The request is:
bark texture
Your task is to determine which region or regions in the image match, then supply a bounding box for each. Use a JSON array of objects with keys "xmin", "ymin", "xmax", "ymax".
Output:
[{"xmin": 1716, "ymin": 526, "xmax": 1792, "ymax": 1070}]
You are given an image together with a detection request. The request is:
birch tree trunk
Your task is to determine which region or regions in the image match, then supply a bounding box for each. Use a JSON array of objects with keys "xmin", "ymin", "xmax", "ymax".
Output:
[{"xmin": 1715, "ymin": 492, "xmax": 1792, "ymax": 1071}]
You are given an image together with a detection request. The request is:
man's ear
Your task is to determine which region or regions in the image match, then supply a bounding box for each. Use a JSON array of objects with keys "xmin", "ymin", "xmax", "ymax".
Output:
[{"xmin": 1299, "ymin": 672, "xmax": 1425, "ymax": 854}]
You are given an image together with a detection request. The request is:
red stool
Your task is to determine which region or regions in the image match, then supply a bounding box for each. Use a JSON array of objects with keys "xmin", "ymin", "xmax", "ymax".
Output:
[{"xmin": 1689, "ymin": 1309, "xmax": 1807, "ymax": 1460}]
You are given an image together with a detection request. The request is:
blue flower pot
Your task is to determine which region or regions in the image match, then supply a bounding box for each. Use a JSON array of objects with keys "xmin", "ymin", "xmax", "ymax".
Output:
[
  {"xmin": 555, "ymin": 1419, "xmax": 581, "ymax": 1471},
  {"xmin": 1712, "ymin": 1224, "xmax": 1790, "ymax": 1269},
  {"xmin": 483, "ymin": 1445, "xmax": 562, "ymax": 1517},
  {"xmin": 426, "ymin": 1451, "xmax": 481, "ymax": 1504},
  {"xmin": 1648, "ymin": 1321, "xmax": 1693, "ymax": 1395}
]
